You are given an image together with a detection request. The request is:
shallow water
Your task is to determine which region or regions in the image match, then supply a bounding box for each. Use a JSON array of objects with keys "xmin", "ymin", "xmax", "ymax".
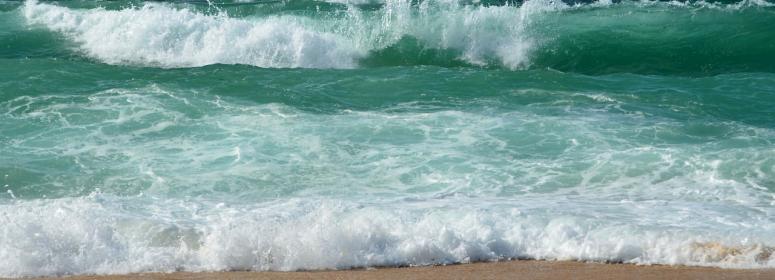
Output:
[{"xmin": 1, "ymin": 0, "xmax": 774, "ymax": 277}]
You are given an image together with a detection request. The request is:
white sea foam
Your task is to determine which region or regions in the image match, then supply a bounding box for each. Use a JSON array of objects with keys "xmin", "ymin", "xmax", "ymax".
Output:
[
  {"xmin": 1, "ymin": 194, "xmax": 774, "ymax": 278},
  {"xmin": 21, "ymin": 0, "xmax": 561, "ymax": 69},
  {"xmin": 22, "ymin": 0, "xmax": 362, "ymax": 68},
  {"xmin": 1, "ymin": 86, "xmax": 775, "ymax": 276}
]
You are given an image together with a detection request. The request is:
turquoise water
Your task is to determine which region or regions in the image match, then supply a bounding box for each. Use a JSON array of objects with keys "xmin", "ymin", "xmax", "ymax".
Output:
[{"xmin": 1, "ymin": 0, "xmax": 775, "ymax": 277}]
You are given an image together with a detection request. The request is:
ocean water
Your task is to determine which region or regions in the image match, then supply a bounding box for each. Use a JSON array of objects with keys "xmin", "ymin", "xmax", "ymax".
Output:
[{"xmin": 1, "ymin": 0, "xmax": 775, "ymax": 277}]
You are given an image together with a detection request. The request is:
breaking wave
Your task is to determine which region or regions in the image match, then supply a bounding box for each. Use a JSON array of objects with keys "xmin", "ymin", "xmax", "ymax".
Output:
[{"xmin": 19, "ymin": 0, "xmax": 775, "ymax": 73}]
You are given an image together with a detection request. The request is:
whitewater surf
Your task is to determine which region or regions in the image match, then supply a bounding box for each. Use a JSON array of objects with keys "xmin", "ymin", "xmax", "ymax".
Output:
[{"xmin": 1, "ymin": 0, "xmax": 774, "ymax": 277}]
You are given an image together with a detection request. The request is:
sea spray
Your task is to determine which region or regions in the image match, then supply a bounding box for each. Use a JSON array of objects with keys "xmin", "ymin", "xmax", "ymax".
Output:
[
  {"xmin": 21, "ymin": 0, "xmax": 555, "ymax": 69},
  {"xmin": 22, "ymin": 0, "xmax": 361, "ymax": 68}
]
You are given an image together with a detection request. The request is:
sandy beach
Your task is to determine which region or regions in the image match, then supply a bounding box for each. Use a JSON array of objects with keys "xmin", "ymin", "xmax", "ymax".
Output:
[{"xmin": 13, "ymin": 261, "xmax": 775, "ymax": 280}]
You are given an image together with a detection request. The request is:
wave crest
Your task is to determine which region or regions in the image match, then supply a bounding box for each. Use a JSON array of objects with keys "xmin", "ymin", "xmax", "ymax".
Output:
[
  {"xmin": 21, "ymin": 0, "xmax": 775, "ymax": 73},
  {"xmin": 23, "ymin": 0, "xmax": 362, "ymax": 68},
  {"xmin": 23, "ymin": 0, "xmax": 552, "ymax": 69}
]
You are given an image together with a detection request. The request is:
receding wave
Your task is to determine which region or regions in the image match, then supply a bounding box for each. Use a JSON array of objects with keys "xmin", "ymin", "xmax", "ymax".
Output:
[{"xmin": 20, "ymin": 0, "xmax": 775, "ymax": 74}]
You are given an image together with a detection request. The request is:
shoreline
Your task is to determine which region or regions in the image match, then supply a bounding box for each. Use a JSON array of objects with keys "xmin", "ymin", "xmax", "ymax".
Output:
[{"xmin": 11, "ymin": 260, "xmax": 775, "ymax": 280}]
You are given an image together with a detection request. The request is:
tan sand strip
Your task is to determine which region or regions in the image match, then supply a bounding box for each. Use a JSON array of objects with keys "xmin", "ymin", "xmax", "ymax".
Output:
[{"xmin": 8, "ymin": 260, "xmax": 775, "ymax": 280}]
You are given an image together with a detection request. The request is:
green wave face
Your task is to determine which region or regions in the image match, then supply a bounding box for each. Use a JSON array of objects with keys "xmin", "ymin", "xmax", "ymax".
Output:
[{"xmin": 530, "ymin": 2, "xmax": 775, "ymax": 74}]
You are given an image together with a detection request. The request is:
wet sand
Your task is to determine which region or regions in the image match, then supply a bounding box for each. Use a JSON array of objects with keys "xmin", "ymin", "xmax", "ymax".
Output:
[{"xmin": 15, "ymin": 260, "xmax": 775, "ymax": 280}]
